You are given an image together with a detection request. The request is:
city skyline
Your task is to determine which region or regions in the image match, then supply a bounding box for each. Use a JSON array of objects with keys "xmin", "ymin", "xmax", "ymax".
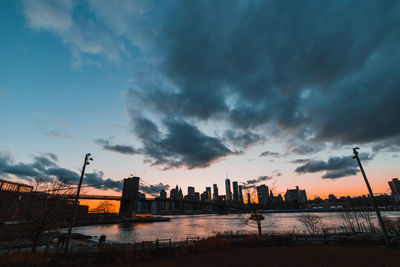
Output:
[{"xmin": 1, "ymin": 1, "xmax": 400, "ymax": 201}]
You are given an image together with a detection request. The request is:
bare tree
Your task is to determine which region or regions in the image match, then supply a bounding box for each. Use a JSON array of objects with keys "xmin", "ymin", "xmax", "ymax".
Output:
[
  {"xmin": 297, "ymin": 214, "xmax": 323, "ymax": 235},
  {"xmin": 91, "ymin": 201, "xmax": 115, "ymax": 215},
  {"xmin": 16, "ymin": 178, "xmax": 73, "ymax": 252},
  {"xmin": 339, "ymin": 208, "xmax": 376, "ymax": 233},
  {"xmin": 242, "ymin": 190, "xmax": 265, "ymax": 235}
]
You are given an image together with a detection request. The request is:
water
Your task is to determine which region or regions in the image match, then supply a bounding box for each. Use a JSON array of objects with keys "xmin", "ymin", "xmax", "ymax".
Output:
[{"xmin": 69, "ymin": 211, "xmax": 400, "ymax": 243}]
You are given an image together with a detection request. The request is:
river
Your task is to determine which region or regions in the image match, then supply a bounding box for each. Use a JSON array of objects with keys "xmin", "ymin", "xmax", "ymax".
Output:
[{"xmin": 68, "ymin": 211, "xmax": 400, "ymax": 243}]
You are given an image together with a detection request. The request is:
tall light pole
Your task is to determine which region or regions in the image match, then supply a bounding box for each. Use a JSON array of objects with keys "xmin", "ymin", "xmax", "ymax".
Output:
[
  {"xmin": 352, "ymin": 147, "xmax": 389, "ymax": 245},
  {"xmin": 64, "ymin": 153, "xmax": 93, "ymax": 254}
]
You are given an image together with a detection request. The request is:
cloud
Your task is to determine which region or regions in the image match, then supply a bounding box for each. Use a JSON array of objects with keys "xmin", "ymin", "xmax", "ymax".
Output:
[
  {"xmin": 95, "ymin": 138, "xmax": 140, "ymax": 155},
  {"xmin": 139, "ymin": 183, "xmax": 169, "ymax": 196},
  {"xmin": 294, "ymin": 154, "xmax": 373, "ymax": 179},
  {"xmin": 259, "ymin": 151, "xmax": 280, "ymax": 158},
  {"xmin": 242, "ymin": 175, "xmax": 275, "ymax": 189},
  {"xmin": 290, "ymin": 159, "xmax": 310, "ymax": 164},
  {"xmin": 23, "ymin": 0, "xmax": 73, "ymax": 31},
  {"xmin": 223, "ymin": 130, "xmax": 264, "ymax": 149},
  {"xmin": 0, "ymin": 151, "xmax": 121, "ymax": 190},
  {"xmin": 23, "ymin": 1, "xmax": 400, "ymax": 168},
  {"xmin": 132, "ymin": 116, "xmax": 237, "ymax": 169},
  {"xmin": 44, "ymin": 131, "xmax": 73, "ymax": 139},
  {"xmin": 23, "ymin": 0, "xmax": 123, "ymax": 66}
]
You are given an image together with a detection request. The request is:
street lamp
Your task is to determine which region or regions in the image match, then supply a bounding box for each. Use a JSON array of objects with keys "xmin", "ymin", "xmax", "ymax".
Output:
[
  {"xmin": 64, "ymin": 153, "xmax": 93, "ymax": 254},
  {"xmin": 352, "ymin": 147, "xmax": 389, "ymax": 245}
]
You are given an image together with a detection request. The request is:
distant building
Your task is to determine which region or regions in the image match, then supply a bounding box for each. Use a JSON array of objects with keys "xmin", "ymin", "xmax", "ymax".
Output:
[
  {"xmin": 284, "ymin": 186, "xmax": 307, "ymax": 204},
  {"xmin": 213, "ymin": 184, "xmax": 219, "ymax": 199},
  {"xmin": 239, "ymin": 185, "xmax": 243, "ymax": 203},
  {"xmin": 256, "ymin": 185, "xmax": 269, "ymax": 206},
  {"xmin": 170, "ymin": 186, "xmax": 178, "ymax": 199},
  {"xmin": 160, "ymin": 189, "xmax": 167, "ymax": 199},
  {"xmin": 206, "ymin": 187, "xmax": 211, "ymax": 200},
  {"xmin": 188, "ymin": 186, "xmax": 195, "ymax": 196},
  {"xmin": 389, "ymin": 178, "xmax": 400, "ymax": 202},
  {"xmin": 194, "ymin": 192, "xmax": 200, "ymax": 202},
  {"xmin": 225, "ymin": 179, "xmax": 232, "ymax": 201},
  {"xmin": 232, "ymin": 181, "xmax": 239, "ymax": 202}
]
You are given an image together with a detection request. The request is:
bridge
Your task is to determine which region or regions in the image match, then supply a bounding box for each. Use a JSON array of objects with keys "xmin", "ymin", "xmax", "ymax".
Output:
[{"xmin": 61, "ymin": 176, "xmax": 244, "ymax": 216}]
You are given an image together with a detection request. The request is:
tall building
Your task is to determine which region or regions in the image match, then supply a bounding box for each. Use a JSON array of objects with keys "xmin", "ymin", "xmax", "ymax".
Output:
[
  {"xmin": 170, "ymin": 185, "xmax": 179, "ymax": 199},
  {"xmin": 284, "ymin": 186, "xmax": 307, "ymax": 204},
  {"xmin": 239, "ymin": 185, "xmax": 243, "ymax": 203},
  {"xmin": 225, "ymin": 178, "xmax": 232, "ymax": 201},
  {"xmin": 256, "ymin": 185, "xmax": 269, "ymax": 206},
  {"xmin": 206, "ymin": 187, "xmax": 211, "ymax": 199},
  {"xmin": 119, "ymin": 176, "xmax": 140, "ymax": 217},
  {"xmin": 389, "ymin": 178, "xmax": 400, "ymax": 202},
  {"xmin": 232, "ymin": 181, "xmax": 239, "ymax": 202},
  {"xmin": 213, "ymin": 184, "xmax": 219, "ymax": 199},
  {"xmin": 160, "ymin": 189, "xmax": 167, "ymax": 199},
  {"xmin": 188, "ymin": 186, "xmax": 195, "ymax": 196}
]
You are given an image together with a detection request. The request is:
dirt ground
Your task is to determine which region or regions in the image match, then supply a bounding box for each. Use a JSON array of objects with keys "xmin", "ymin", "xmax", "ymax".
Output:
[{"xmin": 125, "ymin": 245, "xmax": 400, "ymax": 267}]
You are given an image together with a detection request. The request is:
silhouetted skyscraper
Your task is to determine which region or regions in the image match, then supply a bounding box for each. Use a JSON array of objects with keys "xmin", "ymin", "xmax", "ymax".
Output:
[
  {"xmin": 225, "ymin": 178, "xmax": 232, "ymax": 201},
  {"xmin": 213, "ymin": 184, "xmax": 218, "ymax": 199},
  {"xmin": 160, "ymin": 189, "xmax": 167, "ymax": 199},
  {"xmin": 239, "ymin": 185, "xmax": 243, "ymax": 203},
  {"xmin": 232, "ymin": 181, "xmax": 239, "ymax": 202},
  {"xmin": 256, "ymin": 185, "xmax": 269, "ymax": 206},
  {"xmin": 206, "ymin": 187, "xmax": 211, "ymax": 199},
  {"xmin": 188, "ymin": 186, "xmax": 195, "ymax": 196}
]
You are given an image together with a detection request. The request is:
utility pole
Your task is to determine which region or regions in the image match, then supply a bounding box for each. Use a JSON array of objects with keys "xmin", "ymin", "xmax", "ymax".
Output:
[
  {"xmin": 352, "ymin": 147, "xmax": 389, "ymax": 245},
  {"xmin": 64, "ymin": 153, "xmax": 93, "ymax": 254}
]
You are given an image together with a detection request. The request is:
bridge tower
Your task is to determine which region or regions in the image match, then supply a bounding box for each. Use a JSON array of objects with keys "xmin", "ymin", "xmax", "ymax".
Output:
[{"xmin": 119, "ymin": 176, "xmax": 140, "ymax": 217}]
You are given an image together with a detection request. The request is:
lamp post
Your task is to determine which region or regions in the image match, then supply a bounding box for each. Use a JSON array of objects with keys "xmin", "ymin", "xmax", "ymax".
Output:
[
  {"xmin": 64, "ymin": 153, "xmax": 93, "ymax": 254},
  {"xmin": 352, "ymin": 147, "xmax": 389, "ymax": 245}
]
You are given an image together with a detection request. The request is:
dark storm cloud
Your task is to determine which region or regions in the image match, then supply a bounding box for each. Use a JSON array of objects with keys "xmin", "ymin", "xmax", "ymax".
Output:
[
  {"xmin": 0, "ymin": 152, "xmax": 121, "ymax": 190},
  {"xmin": 125, "ymin": 0, "xmax": 400, "ymax": 167},
  {"xmin": 223, "ymin": 130, "xmax": 264, "ymax": 149},
  {"xmin": 259, "ymin": 151, "xmax": 280, "ymax": 158},
  {"xmin": 242, "ymin": 175, "xmax": 274, "ymax": 189},
  {"xmin": 132, "ymin": 116, "xmax": 236, "ymax": 169},
  {"xmin": 294, "ymin": 154, "xmax": 373, "ymax": 179},
  {"xmin": 95, "ymin": 138, "xmax": 140, "ymax": 155},
  {"xmin": 246, "ymin": 175, "xmax": 272, "ymax": 185},
  {"xmin": 139, "ymin": 183, "xmax": 170, "ymax": 196}
]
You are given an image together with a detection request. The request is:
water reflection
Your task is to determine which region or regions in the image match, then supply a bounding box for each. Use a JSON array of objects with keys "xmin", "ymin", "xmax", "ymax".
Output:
[{"xmin": 70, "ymin": 212, "xmax": 400, "ymax": 243}]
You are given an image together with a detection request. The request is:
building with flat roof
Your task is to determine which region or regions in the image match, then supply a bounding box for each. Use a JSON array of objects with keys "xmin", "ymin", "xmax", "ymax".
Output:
[
  {"xmin": 225, "ymin": 179, "xmax": 232, "ymax": 201},
  {"xmin": 256, "ymin": 185, "xmax": 269, "ymax": 206},
  {"xmin": 284, "ymin": 186, "xmax": 307, "ymax": 205},
  {"xmin": 213, "ymin": 184, "xmax": 219, "ymax": 199},
  {"xmin": 232, "ymin": 181, "xmax": 239, "ymax": 202}
]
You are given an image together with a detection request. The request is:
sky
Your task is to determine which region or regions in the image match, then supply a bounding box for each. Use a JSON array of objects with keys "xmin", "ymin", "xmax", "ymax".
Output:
[{"xmin": 0, "ymin": 0, "xmax": 399, "ymax": 201}]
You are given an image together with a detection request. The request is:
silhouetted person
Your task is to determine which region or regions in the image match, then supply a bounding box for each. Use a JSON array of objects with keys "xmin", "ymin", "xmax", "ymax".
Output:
[
  {"xmin": 99, "ymin": 234, "xmax": 106, "ymax": 244},
  {"xmin": 58, "ymin": 235, "xmax": 66, "ymax": 247}
]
